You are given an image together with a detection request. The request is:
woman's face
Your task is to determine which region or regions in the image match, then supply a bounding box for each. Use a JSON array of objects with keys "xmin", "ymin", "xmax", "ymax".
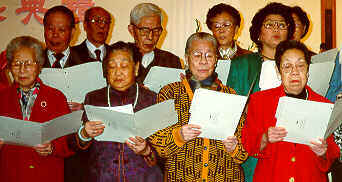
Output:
[
  {"xmin": 10, "ymin": 47, "xmax": 40, "ymax": 91},
  {"xmin": 259, "ymin": 14, "xmax": 288, "ymax": 50},
  {"xmin": 210, "ymin": 12, "xmax": 238, "ymax": 49},
  {"xmin": 292, "ymin": 13, "xmax": 305, "ymax": 41},
  {"xmin": 186, "ymin": 39, "xmax": 217, "ymax": 81},
  {"xmin": 279, "ymin": 48, "xmax": 308, "ymax": 95},
  {"xmin": 106, "ymin": 50, "xmax": 139, "ymax": 91}
]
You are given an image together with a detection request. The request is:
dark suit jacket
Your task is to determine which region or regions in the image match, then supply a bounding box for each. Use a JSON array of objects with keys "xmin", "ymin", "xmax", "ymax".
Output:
[
  {"xmin": 43, "ymin": 48, "xmax": 84, "ymax": 68},
  {"xmin": 135, "ymin": 46, "xmax": 182, "ymax": 84},
  {"xmin": 71, "ymin": 40, "xmax": 110, "ymax": 63}
]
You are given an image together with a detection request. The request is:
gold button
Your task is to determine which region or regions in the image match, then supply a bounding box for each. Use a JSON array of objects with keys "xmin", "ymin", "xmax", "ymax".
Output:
[
  {"xmin": 29, "ymin": 165, "xmax": 34, "ymax": 169},
  {"xmin": 291, "ymin": 157, "xmax": 296, "ymax": 162},
  {"xmin": 289, "ymin": 177, "xmax": 295, "ymax": 182}
]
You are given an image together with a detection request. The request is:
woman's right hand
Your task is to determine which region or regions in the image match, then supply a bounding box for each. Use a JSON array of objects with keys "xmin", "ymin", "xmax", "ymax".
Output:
[
  {"xmin": 83, "ymin": 121, "xmax": 105, "ymax": 139},
  {"xmin": 267, "ymin": 127, "xmax": 287, "ymax": 143},
  {"xmin": 180, "ymin": 124, "xmax": 201, "ymax": 142}
]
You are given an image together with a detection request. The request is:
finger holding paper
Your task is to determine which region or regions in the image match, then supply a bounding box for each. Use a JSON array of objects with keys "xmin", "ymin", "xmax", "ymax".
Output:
[
  {"xmin": 180, "ymin": 124, "xmax": 201, "ymax": 142},
  {"xmin": 33, "ymin": 142, "xmax": 53, "ymax": 157},
  {"xmin": 222, "ymin": 136, "xmax": 238, "ymax": 153},
  {"xmin": 84, "ymin": 121, "xmax": 105, "ymax": 138},
  {"xmin": 310, "ymin": 138, "xmax": 328, "ymax": 157},
  {"xmin": 267, "ymin": 127, "xmax": 287, "ymax": 143},
  {"xmin": 68, "ymin": 102, "xmax": 84, "ymax": 112},
  {"xmin": 126, "ymin": 136, "xmax": 150, "ymax": 156}
]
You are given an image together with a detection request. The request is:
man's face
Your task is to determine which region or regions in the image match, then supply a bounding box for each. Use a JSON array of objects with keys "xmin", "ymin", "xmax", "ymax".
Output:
[
  {"xmin": 128, "ymin": 15, "xmax": 163, "ymax": 54},
  {"xmin": 84, "ymin": 8, "xmax": 111, "ymax": 47},
  {"xmin": 44, "ymin": 12, "xmax": 73, "ymax": 53}
]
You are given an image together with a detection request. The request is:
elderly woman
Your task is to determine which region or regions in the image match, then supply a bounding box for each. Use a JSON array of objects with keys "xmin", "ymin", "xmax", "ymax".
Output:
[
  {"xmin": 242, "ymin": 40, "xmax": 339, "ymax": 182},
  {"xmin": 0, "ymin": 36, "xmax": 74, "ymax": 182},
  {"xmin": 148, "ymin": 32, "xmax": 248, "ymax": 181},
  {"xmin": 206, "ymin": 3, "xmax": 251, "ymax": 60},
  {"xmin": 227, "ymin": 2, "xmax": 295, "ymax": 95},
  {"xmin": 70, "ymin": 41, "xmax": 163, "ymax": 182}
]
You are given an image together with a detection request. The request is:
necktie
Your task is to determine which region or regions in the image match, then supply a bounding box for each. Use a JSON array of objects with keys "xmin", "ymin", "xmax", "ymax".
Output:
[
  {"xmin": 53, "ymin": 53, "xmax": 64, "ymax": 68},
  {"xmin": 95, "ymin": 49, "xmax": 101, "ymax": 62}
]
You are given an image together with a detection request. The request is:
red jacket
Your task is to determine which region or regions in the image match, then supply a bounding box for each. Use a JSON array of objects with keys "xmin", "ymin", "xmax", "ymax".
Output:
[
  {"xmin": 242, "ymin": 85, "xmax": 340, "ymax": 182},
  {"xmin": 0, "ymin": 80, "xmax": 74, "ymax": 182}
]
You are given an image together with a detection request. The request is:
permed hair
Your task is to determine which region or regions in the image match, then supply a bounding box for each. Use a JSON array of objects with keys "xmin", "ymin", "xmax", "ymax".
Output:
[
  {"xmin": 291, "ymin": 6, "xmax": 310, "ymax": 39},
  {"xmin": 249, "ymin": 2, "xmax": 295, "ymax": 51}
]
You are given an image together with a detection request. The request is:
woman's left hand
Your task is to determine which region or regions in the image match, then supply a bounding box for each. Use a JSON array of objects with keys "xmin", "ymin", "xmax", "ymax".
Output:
[
  {"xmin": 33, "ymin": 142, "xmax": 53, "ymax": 157},
  {"xmin": 68, "ymin": 102, "xmax": 84, "ymax": 112},
  {"xmin": 222, "ymin": 136, "xmax": 238, "ymax": 153},
  {"xmin": 126, "ymin": 136, "xmax": 150, "ymax": 156},
  {"xmin": 310, "ymin": 138, "xmax": 328, "ymax": 157}
]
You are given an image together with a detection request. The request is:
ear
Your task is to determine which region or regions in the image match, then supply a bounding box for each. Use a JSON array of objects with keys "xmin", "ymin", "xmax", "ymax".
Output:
[
  {"xmin": 83, "ymin": 21, "xmax": 88, "ymax": 32},
  {"xmin": 276, "ymin": 67, "xmax": 281, "ymax": 80},
  {"xmin": 134, "ymin": 61, "xmax": 140, "ymax": 76},
  {"xmin": 128, "ymin": 24, "xmax": 135, "ymax": 37},
  {"xmin": 185, "ymin": 54, "xmax": 189, "ymax": 67}
]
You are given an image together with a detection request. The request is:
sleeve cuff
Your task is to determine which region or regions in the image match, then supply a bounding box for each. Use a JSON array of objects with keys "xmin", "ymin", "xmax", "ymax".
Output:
[{"xmin": 172, "ymin": 127, "xmax": 186, "ymax": 147}]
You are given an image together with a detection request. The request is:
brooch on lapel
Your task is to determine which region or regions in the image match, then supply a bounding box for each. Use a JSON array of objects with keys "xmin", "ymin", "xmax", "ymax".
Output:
[{"xmin": 41, "ymin": 101, "xmax": 47, "ymax": 108}]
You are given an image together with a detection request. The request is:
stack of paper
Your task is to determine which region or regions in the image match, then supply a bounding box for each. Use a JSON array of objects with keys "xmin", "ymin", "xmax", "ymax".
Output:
[
  {"xmin": 39, "ymin": 62, "xmax": 107, "ymax": 103},
  {"xmin": 276, "ymin": 96, "xmax": 342, "ymax": 145},
  {"xmin": 188, "ymin": 88, "xmax": 247, "ymax": 140},
  {"xmin": 0, "ymin": 111, "xmax": 83, "ymax": 146},
  {"xmin": 84, "ymin": 99, "xmax": 178, "ymax": 143}
]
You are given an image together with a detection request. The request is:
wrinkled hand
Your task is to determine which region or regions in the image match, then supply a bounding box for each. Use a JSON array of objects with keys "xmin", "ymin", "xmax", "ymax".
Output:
[
  {"xmin": 126, "ymin": 136, "xmax": 150, "ymax": 156},
  {"xmin": 180, "ymin": 73, "xmax": 186, "ymax": 80},
  {"xmin": 83, "ymin": 121, "xmax": 105, "ymax": 139},
  {"xmin": 33, "ymin": 142, "xmax": 53, "ymax": 156},
  {"xmin": 267, "ymin": 127, "xmax": 287, "ymax": 143},
  {"xmin": 310, "ymin": 139, "xmax": 328, "ymax": 157},
  {"xmin": 222, "ymin": 136, "xmax": 238, "ymax": 153},
  {"xmin": 0, "ymin": 138, "xmax": 4, "ymax": 150},
  {"xmin": 180, "ymin": 124, "xmax": 201, "ymax": 142},
  {"xmin": 68, "ymin": 102, "xmax": 84, "ymax": 112}
]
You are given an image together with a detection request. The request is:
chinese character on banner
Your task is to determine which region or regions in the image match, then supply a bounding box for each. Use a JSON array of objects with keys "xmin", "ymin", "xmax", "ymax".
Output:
[
  {"xmin": 62, "ymin": 0, "xmax": 95, "ymax": 22},
  {"xmin": 0, "ymin": 6, "xmax": 6, "ymax": 22},
  {"xmin": 15, "ymin": 0, "xmax": 48, "ymax": 25}
]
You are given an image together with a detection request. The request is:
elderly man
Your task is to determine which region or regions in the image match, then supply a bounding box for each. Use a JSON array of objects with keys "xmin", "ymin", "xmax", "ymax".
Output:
[
  {"xmin": 128, "ymin": 3, "xmax": 183, "ymax": 83},
  {"xmin": 72, "ymin": 7, "xmax": 111, "ymax": 62}
]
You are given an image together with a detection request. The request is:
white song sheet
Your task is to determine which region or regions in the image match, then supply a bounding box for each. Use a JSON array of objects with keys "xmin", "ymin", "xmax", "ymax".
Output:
[
  {"xmin": 275, "ymin": 96, "xmax": 338, "ymax": 145},
  {"xmin": 307, "ymin": 48, "xmax": 338, "ymax": 96},
  {"xmin": 39, "ymin": 62, "xmax": 107, "ymax": 102},
  {"xmin": 215, "ymin": 60, "xmax": 231, "ymax": 85},
  {"xmin": 84, "ymin": 99, "xmax": 178, "ymax": 143},
  {"xmin": 0, "ymin": 111, "xmax": 83, "ymax": 146},
  {"xmin": 188, "ymin": 88, "xmax": 247, "ymax": 140},
  {"xmin": 143, "ymin": 66, "xmax": 185, "ymax": 93}
]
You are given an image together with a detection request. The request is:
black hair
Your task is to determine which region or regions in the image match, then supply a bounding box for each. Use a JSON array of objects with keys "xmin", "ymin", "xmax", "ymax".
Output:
[
  {"xmin": 206, "ymin": 3, "xmax": 241, "ymax": 29},
  {"xmin": 102, "ymin": 41, "xmax": 142, "ymax": 77},
  {"xmin": 249, "ymin": 2, "xmax": 295, "ymax": 51},
  {"xmin": 275, "ymin": 40, "xmax": 311, "ymax": 71},
  {"xmin": 43, "ymin": 5, "xmax": 75, "ymax": 28},
  {"xmin": 291, "ymin": 6, "xmax": 310, "ymax": 38}
]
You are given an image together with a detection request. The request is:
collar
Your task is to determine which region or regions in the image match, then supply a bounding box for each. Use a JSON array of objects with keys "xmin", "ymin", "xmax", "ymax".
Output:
[
  {"xmin": 86, "ymin": 39, "xmax": 105, "ymax": 60},
  {"xmin": 47, "ymin": 47, "xmax": 70, "ymax": 68},
  {"xmin": 186, "ymin": 69, "xmax": 219, "ymax": 92},
  {"xmin": 141, "ymin": 51, "xmax": 155, "ymax": 68},
  {"xmin": 109, "ymin": 83, "xmax": 137, "ymax": 98},
  {"xmin": 16, "ymin": 80, "xmax": 40, "ymax": 98},
  {"xmin": 219, "ymin": 41, "xmax": 237, "ymax": 60},
  {"xmin": 278, "ymin": 84, "xmax": 312, "ymax": 100}
]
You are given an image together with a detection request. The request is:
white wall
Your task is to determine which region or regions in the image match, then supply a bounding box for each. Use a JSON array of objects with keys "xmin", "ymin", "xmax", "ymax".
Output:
[{"xmin": 0, "ymin": 0, "xmax": 322, "ymax": 59}]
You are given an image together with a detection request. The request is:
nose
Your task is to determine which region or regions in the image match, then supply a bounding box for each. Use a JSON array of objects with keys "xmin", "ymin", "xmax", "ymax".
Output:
[
  {"xmin": 199, "ymin": 55, "xmax": 208, "ymax": 65},
  {"xmin": 147, "ymin": 30, "xmax": 153, "ymax": 40},
  {"xmin": 19, "ymin": 63, "xmax": 26, "ymax": 73}
]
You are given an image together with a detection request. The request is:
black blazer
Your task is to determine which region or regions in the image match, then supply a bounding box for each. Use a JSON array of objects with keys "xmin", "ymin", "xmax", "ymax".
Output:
[
  {"xmin": 43, "ymin": 48, "xmax": 84, "ymax": 68},
  {"xmin": 71, "ymin": 40, "xmax": 110, "ymax": 63}
]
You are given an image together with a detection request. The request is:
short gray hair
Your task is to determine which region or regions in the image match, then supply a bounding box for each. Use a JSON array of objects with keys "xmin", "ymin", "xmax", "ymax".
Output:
[
  {"xmin": 6, "ymin": 36, "xmax": 45, "ymax": 67},
  {"xmin": 185, "ymin": 32, "xmax": 218, "ymax": 56},
  {"xmin": 130, "ymin": 3, "xmax": 163, "ymax": 25}
]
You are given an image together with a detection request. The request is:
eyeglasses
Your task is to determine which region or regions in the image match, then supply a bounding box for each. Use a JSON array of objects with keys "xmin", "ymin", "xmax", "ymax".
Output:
[
  {"xmin": 11, "ymin": 60, "xmax": 37, "ymax": 70},
  {"xmin": 133, "ymin": 25, "xmax": 163, "ymax": 36},
  {"xmin": 190, "ymin": 51, "xmax": 216, "ymax": 62},
  {"xmin": 263, "ymin": 20, "xmax": 288, "ymax": 30},
  {"xmin": 87, "ymin": 16, "xmax": 110, "ymax": 25},
  {"xmin": 212, "ymin": 22, "xmax": 234, "ymax": 31},
  {"xmin": 281, "ymin": 62, "xmax": 308, "ymax": 73}
]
